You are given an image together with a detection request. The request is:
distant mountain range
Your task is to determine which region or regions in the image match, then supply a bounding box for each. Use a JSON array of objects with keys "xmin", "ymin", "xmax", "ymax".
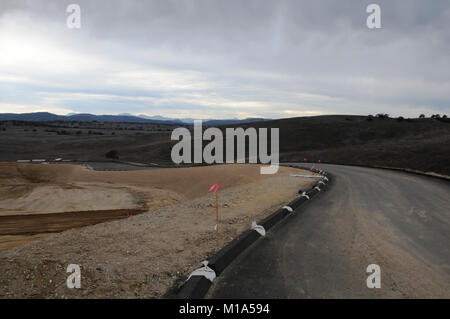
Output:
[{"xmin": 0, "ymin": 112, "xmax": 270, "ymax": 125}]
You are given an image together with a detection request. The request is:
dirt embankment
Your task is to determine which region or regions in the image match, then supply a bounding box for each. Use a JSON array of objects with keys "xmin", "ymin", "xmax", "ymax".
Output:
[
  {"xmin": 0, "ymin": 162, "xmax": 279, "ymax": 215},
  {"xmin": 0, "ymin": 162, "xmax": 287, "ymax": 250},
  {"xmin": 0, "ymin": 163, "xmax": 318, "ymax": 298}
]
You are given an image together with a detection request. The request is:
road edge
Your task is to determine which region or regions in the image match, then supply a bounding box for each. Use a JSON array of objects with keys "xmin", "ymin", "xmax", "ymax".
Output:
[{"xmin": 172, "ymin": 165, "xmax": 330, "ymax": 299}]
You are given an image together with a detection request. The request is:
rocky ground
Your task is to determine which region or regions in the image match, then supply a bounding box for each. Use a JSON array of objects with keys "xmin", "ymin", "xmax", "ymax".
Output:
[{"xmin": 0, "ymin": 164, "xmax": 317, "ymax": 298}]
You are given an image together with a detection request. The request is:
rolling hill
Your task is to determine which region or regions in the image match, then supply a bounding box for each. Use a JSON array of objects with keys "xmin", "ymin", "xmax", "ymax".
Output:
[
  {"xmin": 0, "ymin": 112, "xmax": 269, "ymax": 126},
  {"xmin": 0, "ymin": 115, "xmax": 449, "ymax": 176}
]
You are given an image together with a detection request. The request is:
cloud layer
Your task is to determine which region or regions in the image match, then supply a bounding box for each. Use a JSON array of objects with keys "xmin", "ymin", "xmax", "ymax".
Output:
[{"xmin": 1, "ymin": 0, "xmax": 449, "ymax": 119}]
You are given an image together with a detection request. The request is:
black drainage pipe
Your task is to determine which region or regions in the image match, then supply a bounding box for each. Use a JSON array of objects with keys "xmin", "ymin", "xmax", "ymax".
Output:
[{"xmin": 175, "ymin": 168, "xmax": 330, "ymax": 299}]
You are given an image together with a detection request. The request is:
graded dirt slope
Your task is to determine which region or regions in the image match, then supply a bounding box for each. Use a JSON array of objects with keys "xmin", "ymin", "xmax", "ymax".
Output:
[
  {"xmin": 0, "ymin": 163, "xmax": 314, "ymax": 250},
  {"xmin": 0, "ymin": 164, "xmax": 318, "ymax": 298},
  {"xmin": 0, "ymin": 162, "xmax": 273, "ymax": 215}
]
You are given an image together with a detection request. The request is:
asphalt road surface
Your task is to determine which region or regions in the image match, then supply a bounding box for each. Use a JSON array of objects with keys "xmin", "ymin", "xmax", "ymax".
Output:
[{"xmin": 207, "ymin": 164, "xmax": 450, "ymax": 298}]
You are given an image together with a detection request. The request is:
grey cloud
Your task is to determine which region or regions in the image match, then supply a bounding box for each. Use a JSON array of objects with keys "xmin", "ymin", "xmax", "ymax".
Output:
[{"xmin": 0, "ymin": 0, "xmax": 449, "ymax": 118}]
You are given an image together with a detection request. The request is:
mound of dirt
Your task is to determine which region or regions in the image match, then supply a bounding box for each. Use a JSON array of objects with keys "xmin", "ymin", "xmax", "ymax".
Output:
[
  {"xmin": 0, "ymin": 163, "xmax": 79, "ymax": 185},
  {"xmin": 0, "ymin": 163, "xmax": 288, "ymax": 216},
  {"xmin": 71, "ymin": 163, "xmax": 273, "ymax": 199}
]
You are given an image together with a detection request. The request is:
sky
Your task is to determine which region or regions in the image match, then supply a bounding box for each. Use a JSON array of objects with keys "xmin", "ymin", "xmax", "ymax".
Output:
[{"xmin": 0, "ymin": 0, "xmax": 449, "ymax": 119}]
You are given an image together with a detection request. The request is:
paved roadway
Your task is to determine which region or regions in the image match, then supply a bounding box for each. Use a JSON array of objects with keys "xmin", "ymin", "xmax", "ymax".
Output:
[{"xmin": 208, "ymin": 164, "xmax": 450, "ymax": 298}]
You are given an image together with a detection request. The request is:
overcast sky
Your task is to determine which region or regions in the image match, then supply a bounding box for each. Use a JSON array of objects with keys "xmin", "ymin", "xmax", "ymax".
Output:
[{"xmin": 0, "ymin": 0, "xmax": 449, "ymax": 119}]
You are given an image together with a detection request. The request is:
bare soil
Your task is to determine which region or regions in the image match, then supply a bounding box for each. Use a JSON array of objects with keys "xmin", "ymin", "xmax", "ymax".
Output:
[{"xmin": 0, "ymin": 163, "xmax": 317, "ymax": 298}]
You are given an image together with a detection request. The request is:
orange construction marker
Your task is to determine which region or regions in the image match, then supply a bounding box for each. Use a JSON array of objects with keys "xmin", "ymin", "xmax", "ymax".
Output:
[{"xmin": 209, "ymin": 184, "xmax": 219, "ymax": 248}]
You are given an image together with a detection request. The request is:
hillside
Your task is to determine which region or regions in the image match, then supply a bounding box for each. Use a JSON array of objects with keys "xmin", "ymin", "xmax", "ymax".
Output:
[
  {"xmin": 234, "ymin": 115, "xmax": 450, "ymax": 176},
  {"xmin": 0, "ymin": 115, "xmax": 449, "ymax": 175},
  {"xmin": 0, "ymin": 112, "xmax": 268, "ymax": 126}
]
